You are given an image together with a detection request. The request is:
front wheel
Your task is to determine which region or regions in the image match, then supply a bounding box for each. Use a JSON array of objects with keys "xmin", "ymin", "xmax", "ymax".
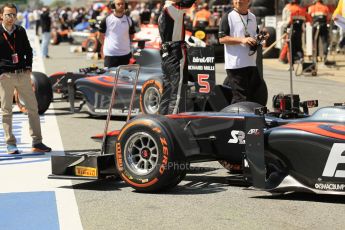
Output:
[
  {"xmin": 139, "ymin": 80, "xmax": 162, "ymax": 115},
  {"xmin": 115, "ymin": 116, "xmax": 187, "ymax": 192}
]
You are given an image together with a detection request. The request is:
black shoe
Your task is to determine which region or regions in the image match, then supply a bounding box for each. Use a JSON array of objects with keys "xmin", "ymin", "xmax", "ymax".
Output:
[{"xmin": 32, "ymin": 143, "xmax": 52, "ymax": 152}]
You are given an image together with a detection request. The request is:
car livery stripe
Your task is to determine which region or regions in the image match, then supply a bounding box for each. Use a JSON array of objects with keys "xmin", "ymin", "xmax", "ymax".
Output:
[
  {"xmin": 166, "ymin": 114, "xmax": 245, "ymax": 120},
  {"xmin": 49, "ymin": 72, "xmax": 66, "ymax": 78},
  {"xmin": 86, "ymin": 76, "xmax": 128, "ymax": 87},
  {"xmin": 91, "ymin": 130, "xmax": 121, "ymax": 139},
  {"xmin": 283, "ymin": 122, "xmax": 345, "ymax": 140}
]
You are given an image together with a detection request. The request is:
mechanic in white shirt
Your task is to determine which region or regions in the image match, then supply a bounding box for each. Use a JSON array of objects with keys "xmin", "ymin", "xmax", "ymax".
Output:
[
  {"xmin": 218, "ymin": 0, "xmax": 268, "ymax": 104},
  {"xmin": 99, "ymin": 0, "xmax": 135, "ymax": 68}
]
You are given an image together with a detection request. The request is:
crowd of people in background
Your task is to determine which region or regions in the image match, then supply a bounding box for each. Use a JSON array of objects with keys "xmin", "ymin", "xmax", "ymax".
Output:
[
  {"xmin": 0, "ymin": 0, "xmax": 343, "ymax": 67},
  {"xmin": 11, "ymin": 0, "xmax": 231, "ymax": 39}
]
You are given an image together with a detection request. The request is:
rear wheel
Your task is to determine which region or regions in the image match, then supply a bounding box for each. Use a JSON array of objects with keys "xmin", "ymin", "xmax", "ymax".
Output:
[
  {"xmin": 116, "ymin": 116, "xmax": 187, "ymax": 192},
  {"xmin": 31, "ymin": 72, "xmax": 53, "ymax": 114},
  {"xmin": 139, "ymin": 80, "xmax": 162, "ymax": 115},
  {"xmin": 15, "ymin": 72, "xmax": 52, "ymax": 115}
]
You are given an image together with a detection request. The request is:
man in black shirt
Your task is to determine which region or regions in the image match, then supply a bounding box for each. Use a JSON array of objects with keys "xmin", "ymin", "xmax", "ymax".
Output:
[
  {"xmin": 0, "ymin": 3, "xmax": 51, "ymax": 154},
  {"xmin": 158, "ymin": 0, "xmax": 196, "ymax": 115}
]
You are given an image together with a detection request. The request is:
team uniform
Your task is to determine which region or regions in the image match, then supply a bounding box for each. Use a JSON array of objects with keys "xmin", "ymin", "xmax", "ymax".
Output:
[
  {"xmin": 308, "ymin": 1, "xmax": 331, "ymax": 60},
  {"xmin": 193, "ymin": 8, "xmax": 211, "ymax": 28},
  {"xmin": 158, "ymin": 0, "xmax": 196, "ymax": 115},
  {"xmin": 99, "ymin": 14, "xmax": 136, "ymax": 68},
  {"xmin": 219, "ymin": 9, "xmax": 263, "ymax": 104},
  {"xmin": 288, "ymin": 4, "xmax": 312, "ymax": 62}
]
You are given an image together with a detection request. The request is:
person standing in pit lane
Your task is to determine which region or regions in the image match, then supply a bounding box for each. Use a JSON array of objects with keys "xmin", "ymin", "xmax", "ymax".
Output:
[
  {"xmin": 288, "ymin": 0, "xmax": 311, "ymax": 63},
  {"xmin": 158, "ymin": 0, "xmax": 196, "ymax": 115},
  {"xmin": 218, "ymin": 0, "xmax": 269, "ymax": 104},
  {"xmin": 279, "ymin": 1, "xmax": 292, "ymax": 63},
  {"xmin": 99, "ymin": 0, "xmax": 136, "ymax": 68},
  {"xmin": 0, "ymin": 3, "xmax": 51, "ymax": 154},
  {"xmin": 308, "ymin": 0, "xmax": 331, "ymax": 64},
  {"xmin": 193, "ymin": 3, "xmax": 211, "ymax": 28},
  {"xmin": 40, "ymin": 6, "xmax": 51, "ymax": 59}
]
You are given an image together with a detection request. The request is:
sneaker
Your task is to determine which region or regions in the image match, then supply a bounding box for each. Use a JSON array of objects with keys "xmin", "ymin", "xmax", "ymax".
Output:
[
  {"xmin": 32, "ymin": 143, "xmax": 52, "ymax": 152},
  {"xmin": 7, "ymin": 144, "xmax": 19, "ymax": 154}
]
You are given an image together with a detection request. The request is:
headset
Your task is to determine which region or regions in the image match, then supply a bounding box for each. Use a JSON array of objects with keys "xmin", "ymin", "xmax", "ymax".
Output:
[{"xmin": 110, "ymin": 0, "xmax": 128, "ymax": 11}]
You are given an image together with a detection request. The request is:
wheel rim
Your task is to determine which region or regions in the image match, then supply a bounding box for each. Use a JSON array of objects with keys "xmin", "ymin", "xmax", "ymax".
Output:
[
  {"xmin": 144, "ymin": 86, "xmax": 161, "ymax": 114},
  {"xmin": 124, "ymin": 132, "xmax": 159, "ymax": 176}
]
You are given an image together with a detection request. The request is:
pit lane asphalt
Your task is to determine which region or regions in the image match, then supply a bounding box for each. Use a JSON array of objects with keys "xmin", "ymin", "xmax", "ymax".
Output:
[{"xmin": 45, "ymin": 44, "xmax": 345, "ymax": 230}]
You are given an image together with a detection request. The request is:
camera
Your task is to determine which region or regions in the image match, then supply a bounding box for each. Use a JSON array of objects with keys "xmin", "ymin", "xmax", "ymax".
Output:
[{"xmin": 248, "ymin": 31, "xmax": 268, "ymax": 56}]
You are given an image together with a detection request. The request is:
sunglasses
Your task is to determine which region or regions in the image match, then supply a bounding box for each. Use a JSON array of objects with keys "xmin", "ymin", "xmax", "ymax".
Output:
[{"xmin": 4, "ymin": 13, "xmax": 17, "ymax": 18}]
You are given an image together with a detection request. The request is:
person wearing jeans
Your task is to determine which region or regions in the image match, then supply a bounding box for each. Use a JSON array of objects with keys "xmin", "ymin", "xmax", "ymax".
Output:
[{"xmin": 40, "ymin": 6, "xmax": 51, "ymax": 58}]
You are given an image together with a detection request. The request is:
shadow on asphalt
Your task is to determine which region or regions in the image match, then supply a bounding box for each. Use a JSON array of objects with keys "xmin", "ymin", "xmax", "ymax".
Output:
[
  {"xmin": 44, "ymin": 111, "xmax": 75, "ymax": 116},
  {"xmin": 60, "ymin": 178, "xmax": 127, "ymax": 191},
  {"xmin": 58, "ymin": 168, "xmax": 234, "ymax": 194},
  {"xmin": 186, "ymin": 166, "xmax": 220, "ymax": 174},
  {"xmin": 56, "ymin": 167, "xmax": 247, "ymax": 195},
  {"xmin": 165, "ymin": 173, "xmax": 248, "ymax": 195},
  {"xmin": 251, "ymin": 192, "xmax": 345, "ymax": 204}
]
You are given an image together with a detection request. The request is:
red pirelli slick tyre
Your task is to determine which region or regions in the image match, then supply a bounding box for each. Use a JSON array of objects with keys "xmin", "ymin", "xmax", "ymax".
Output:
[
  {"xmin": 139, "ymin": 80, "xmax": 162, "ymax": 115},
  {"xmin": 115, "ymin": 115, "xmax": 187, "ymax": 192}
]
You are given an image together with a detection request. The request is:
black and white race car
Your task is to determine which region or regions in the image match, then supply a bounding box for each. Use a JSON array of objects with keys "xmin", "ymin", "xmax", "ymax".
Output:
[{"xmin": 50, "ymin": 89, "xmax": 345, "ymax": 195}]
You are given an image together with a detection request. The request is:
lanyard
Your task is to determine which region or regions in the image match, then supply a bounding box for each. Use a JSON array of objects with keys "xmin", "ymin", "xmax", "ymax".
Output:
[
  {"xmin": 2, "ymin": 32, "xmax": 16, "ymax": 53},
  {"xmin": 236, "ymin": 10, "xmax": 250, "ymax": 36}
]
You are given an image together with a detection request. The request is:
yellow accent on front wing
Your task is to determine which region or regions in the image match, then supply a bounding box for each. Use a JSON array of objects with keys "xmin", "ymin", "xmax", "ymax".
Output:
[{"xmin": 75, "ymin": 166, "xmax": 98, "ymax": 177}]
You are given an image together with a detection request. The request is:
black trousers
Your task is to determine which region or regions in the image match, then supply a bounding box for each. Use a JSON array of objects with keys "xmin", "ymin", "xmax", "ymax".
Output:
[
  {"xmin": 35, "ymin": 20, "xmax": 40, "ymax": 35},
  {"xmin": 224, "ymin": 67, "xmax": 262, "ymax": 104},
  {"xmin": 313, "ymin": 25, "xmax": 329, "ymax": 57},
  {"xmin": 104, "ymin": 53, "xmax": 131, "ymax": 68},
  {"xmin": 291, "ymin": 27, "xmax": 304, "ymax": 61},
  {"xmin": 158, "ymin": 44, "xmax": 188, "ymax": 115}
]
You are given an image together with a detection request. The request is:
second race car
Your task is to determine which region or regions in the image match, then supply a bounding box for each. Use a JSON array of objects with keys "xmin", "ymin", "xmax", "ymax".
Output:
[{"xmin": 48, "ymin": 46, "xmax": 268, "ymax": 117}]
